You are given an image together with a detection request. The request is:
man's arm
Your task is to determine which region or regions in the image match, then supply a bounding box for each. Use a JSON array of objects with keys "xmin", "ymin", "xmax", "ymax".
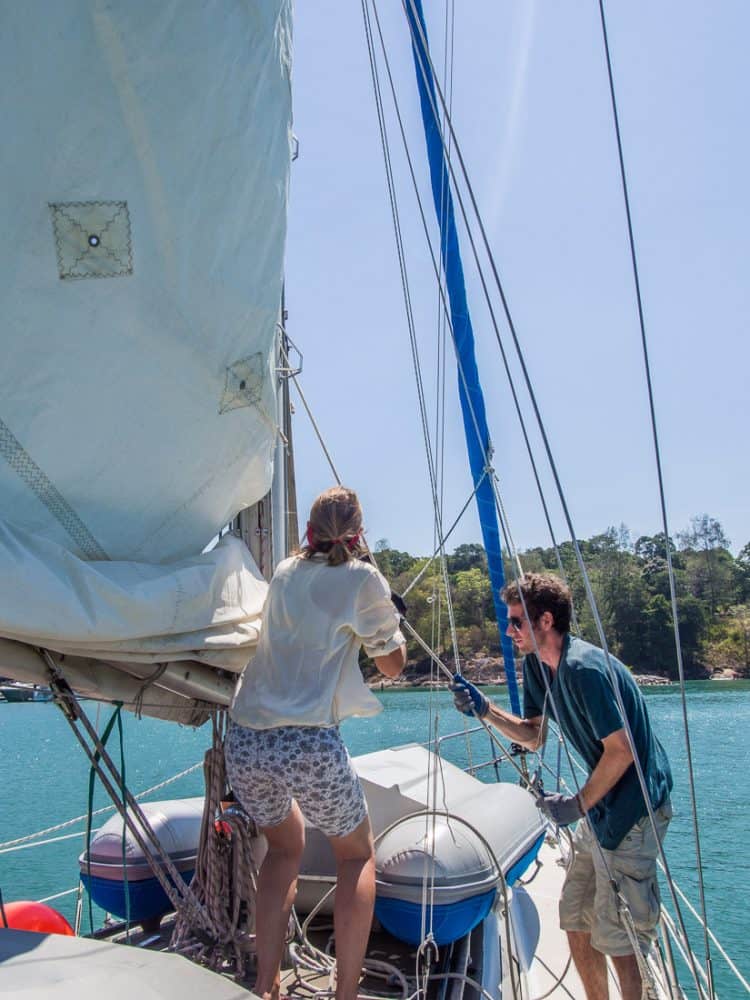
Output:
[
  {"xmin": 484, "ymin": 704, "xmax": 547, "ymax": 752},
  {"xmin": 578, "ymin": 728, "xmax": 633, "ymax": 811}
]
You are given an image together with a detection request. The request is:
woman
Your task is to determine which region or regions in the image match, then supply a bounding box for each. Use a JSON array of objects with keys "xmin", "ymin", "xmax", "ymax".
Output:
[{"xmin": 226, "ymin": 486, "xmax": 406, "ymax": 1000}]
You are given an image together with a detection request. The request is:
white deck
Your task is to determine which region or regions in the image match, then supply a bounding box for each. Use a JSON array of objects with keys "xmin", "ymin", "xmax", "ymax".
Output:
[
  {"xmin": 0, "ymin": 928, "xmax": 257, "ymax": 999},
  {"xmin": 510, "ymin": 838, "xmax": 621, "ymax": 999}
]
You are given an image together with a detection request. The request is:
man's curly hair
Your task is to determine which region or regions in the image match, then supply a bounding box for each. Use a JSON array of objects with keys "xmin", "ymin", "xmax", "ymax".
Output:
[{"xmin": 501, "ymin": 573, "xmax": 572, "ymax": 634}]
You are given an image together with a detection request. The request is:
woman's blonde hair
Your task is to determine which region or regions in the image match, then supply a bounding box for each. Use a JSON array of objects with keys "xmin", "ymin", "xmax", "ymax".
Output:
[{"xmin": 301, "ymin": 486, "xmax": 365, "ymax": 566}]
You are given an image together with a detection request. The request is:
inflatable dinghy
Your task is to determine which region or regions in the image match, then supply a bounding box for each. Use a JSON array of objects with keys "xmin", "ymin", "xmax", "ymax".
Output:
[
  {"xmin": 79, "ymin": 798, "xmax": 203, "ymax": 923},
  {"xmin": 297, "ymin": 745, "xmax": 545, "ymax": 945}
]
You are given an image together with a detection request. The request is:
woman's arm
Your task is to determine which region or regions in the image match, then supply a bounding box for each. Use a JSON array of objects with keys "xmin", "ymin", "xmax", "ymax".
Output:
[{"xmin": 373, "ymin": 643, "xmax": 407, "ymax": 678}]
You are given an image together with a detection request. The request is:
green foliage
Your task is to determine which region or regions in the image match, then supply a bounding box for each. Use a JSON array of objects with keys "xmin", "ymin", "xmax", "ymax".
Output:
[
  {"xmin": 446, "ymin": 543, "xmax": 487, "ymax": 573},
  {"xmin": 703, "ymin": 605, "xmax": 750, "ymax": 673},
  {"xmin": 384, "ymin": 515, "xmax": 748, "ymax": 679},
  {"xmin": 373, "ymin": 544, "xmax": 417, "ymax": 579},
  {"xmin": 733, "ymin": 543, "xmax": 750, "ymax": 603}
]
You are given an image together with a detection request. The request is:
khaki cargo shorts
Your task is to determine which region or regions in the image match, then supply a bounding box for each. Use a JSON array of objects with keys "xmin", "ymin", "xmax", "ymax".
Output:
[{"xmin": 559, "ymin": 801, "xmax": 672, "ymax": 957}]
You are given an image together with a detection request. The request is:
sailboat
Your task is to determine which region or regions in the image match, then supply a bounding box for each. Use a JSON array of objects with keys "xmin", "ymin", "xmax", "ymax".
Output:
[{"xmin": 0, "ymin": 2, "xmax": 744, "ymax": 999}]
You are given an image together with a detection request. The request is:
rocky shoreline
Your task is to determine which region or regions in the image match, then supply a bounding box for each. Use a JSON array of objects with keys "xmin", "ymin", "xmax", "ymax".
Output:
[{"xmin": 367, "ymin": 653, "xmax": 741, "ymax": 690}]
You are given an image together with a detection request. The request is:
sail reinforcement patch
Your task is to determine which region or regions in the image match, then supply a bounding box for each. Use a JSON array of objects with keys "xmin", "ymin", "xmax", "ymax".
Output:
[
  {"xmin": 220, "ymin": 354, "xmax": 265, "ymax": 414},
  {"xmin": 49, "ymin": 201, "xmax": 133, "ymax": 280},
  {"xmin": 0, "ymin": 417, "xmax": 108, "ymax": 560}
]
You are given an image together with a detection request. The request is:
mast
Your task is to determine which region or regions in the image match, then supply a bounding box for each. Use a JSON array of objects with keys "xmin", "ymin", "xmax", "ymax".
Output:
[
  {"xmin": 240, "ymin": 293, "xmax": 295, "ymax": 580},
  {"xmin": 404, "ymin": 0, "xmax": 520, "ymax": 712},
  {"xmin": 271, "ymin": 312, "xmax": 289, "ymax": 568}
]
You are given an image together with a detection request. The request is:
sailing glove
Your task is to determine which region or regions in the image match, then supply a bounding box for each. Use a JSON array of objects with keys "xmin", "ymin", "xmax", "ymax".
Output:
[
  {"xmin": 451, "ymin": 674, "xmax": 490, "ymax": 719},
  {"xmin": 536, "ymin": 792, "xmax": 584, "ymax": 826}
]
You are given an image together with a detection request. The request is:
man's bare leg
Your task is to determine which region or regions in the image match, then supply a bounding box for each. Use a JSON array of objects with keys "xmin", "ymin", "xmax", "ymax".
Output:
[
  {"xmin": 568, "ymin": 931, "xmax": 609, "ymax": 1000},
  {"xmin": 611, "ymin": 954, "xmax": 643, "ymax": 1000}
]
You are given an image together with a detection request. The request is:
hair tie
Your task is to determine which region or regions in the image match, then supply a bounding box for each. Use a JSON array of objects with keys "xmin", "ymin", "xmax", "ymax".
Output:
[
  {"xmin": 331, "ymin": 534, "xmax": 360, "ymax": 550},
  {"xmin": 306, "ymin": 525, "xmax": 360, "ymax": 552}
]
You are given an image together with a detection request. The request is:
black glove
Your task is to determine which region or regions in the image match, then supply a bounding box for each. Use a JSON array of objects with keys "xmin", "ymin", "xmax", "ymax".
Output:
[
  {"xmin": 390, "ymin": 590, "xmax": 407, "ymax": 616},
  {"xmin": 536, "ymin": 792, "xmax": 584, "ymax": 826},
  {"xmin": 450, "ymin": 674, "xmax": 490, "ymax": 718}
]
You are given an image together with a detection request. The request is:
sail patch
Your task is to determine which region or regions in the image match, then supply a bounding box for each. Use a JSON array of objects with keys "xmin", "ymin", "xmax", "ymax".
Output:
[
  {"xmin": 49, "ymin": 200, "xmax": 133, "ymax": 280},
  {"xmin": 219, "ymin": 354, "xmax": 265, "ymax": 415}
]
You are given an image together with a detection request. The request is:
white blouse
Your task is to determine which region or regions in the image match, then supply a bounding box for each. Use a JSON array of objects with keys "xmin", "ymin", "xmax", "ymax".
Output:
[{"xmin": 230, "ymin": 554, "xmax": 404, "ymax": 729}]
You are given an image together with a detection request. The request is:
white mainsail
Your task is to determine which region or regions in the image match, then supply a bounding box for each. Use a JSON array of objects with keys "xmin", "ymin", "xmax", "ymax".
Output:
[{"xmin": 0, "ymin": 0, "xmax": 293, "ymax": 720}]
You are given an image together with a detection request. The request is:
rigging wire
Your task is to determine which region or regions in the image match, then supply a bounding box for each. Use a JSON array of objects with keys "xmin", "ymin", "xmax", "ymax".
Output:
[
  {"xmin": 364, "ymin": 9, "xmax": 588, "ymax": 820},
  {"xmin": 398, "ymin": 0, "xmax": 525, "ymax": 713},
  {"xmin": 367, "ymin": 0, "xmax": 529, "ymax": 702},
  {"xmin": 0, "ymin": 760, "xmax": 204, "ymax": 853},
  {"xmin": 400, "ymin": 5, "xmax": 708, "ymax": 993},
  {"xmin": 368, "ymin": 0, "xmax": 579, "ymax": 621},
  {"xmin": 289, "ymin": 8, "xmax": 723, "ymax": 993},
  {"xmin": 391, "ymin": 8, "xmax": 619, "ymax": 921},
  {"xmin": 396, "ymin": 0, "xmax": 572, "ymax": 589},
  {"xmin": 290, "ymin": 7, "xmax": 728, "ymax": 992},
  {"xmin": 244, "ymin": 347, "xmax": 746, "ymax": 997},
  {"xmin": 432, "ymin": 0, "xmax": 457, "ymax": 645},
  {"xmin": 658, "ymin": 872, "xmax": 750, "ymax": 994},
  {"xmin": 280, "ymin": 337, "xmax": 483, "ymax": 595},
  {"xmin": 362, "ymin": 0, "xmax": 467, "ymax": 953},
  {"xmin": 402, "ymin": 477, "xmax": 486, "ymax": 597},
  {"xmin": 361, "ymin": 0, "xmax": 462, "ymax": 680},
  {"xmin": 376, "ymin": 5, "xmax": 715, "ymax": 992},
  {"xmin": 596, "ymin": 2, "xmax": 715, "ymax": 993},
  {"xmin": 279, "ymin": 340, "xmax": 343, "ymax": 489},
  {"xmin": 369, "ymin": 0, "xmax": 635, "ymax": 906}
]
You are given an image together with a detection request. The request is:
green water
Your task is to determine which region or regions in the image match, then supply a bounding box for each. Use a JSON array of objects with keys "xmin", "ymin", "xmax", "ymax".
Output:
[{"xmin": 0, "ymin": 683, "xmax": 747, "ymax": 997}]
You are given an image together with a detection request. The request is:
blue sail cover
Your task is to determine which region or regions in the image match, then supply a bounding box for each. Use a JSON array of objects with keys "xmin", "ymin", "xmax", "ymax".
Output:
[{"xmin": 406, "ymin": 0, "xmax": 520, "ymax": 712}]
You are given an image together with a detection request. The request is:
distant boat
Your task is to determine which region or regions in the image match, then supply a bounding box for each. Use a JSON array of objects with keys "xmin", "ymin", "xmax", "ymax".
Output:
[{"xmin": 0, "ymin": 682, "xmax": 51, "ymax": 703}]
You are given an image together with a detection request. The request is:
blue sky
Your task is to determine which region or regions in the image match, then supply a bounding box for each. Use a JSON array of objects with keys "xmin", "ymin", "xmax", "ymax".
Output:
[{"xmin": 284, "ymin": 2, "xmax": 748, "ymax": 559}]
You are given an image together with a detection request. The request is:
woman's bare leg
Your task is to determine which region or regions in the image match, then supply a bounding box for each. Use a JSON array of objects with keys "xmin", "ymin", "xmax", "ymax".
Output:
[
  {"xmin": 328, "ymin": 816, "xmax": 376, "ymax": 1000},
  {"xmin": 254, "ymin": 802, "xmax": 306, "ymax": 1000}
]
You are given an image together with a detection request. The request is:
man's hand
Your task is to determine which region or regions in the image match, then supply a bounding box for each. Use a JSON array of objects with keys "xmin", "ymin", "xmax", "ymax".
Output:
[
  {"xmin": 536, "ymin": 792, "xmax": 583, "ymax": 826},
  {"xmin": 451, "ymin": 674, "xmax": 490, "ymax": 719}
]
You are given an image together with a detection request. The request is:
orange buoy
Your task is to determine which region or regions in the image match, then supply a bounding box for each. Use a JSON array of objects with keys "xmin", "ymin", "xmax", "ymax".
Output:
[{"xmin": 1, "ymin": 900, "xmax": 75, "ymax": 936}]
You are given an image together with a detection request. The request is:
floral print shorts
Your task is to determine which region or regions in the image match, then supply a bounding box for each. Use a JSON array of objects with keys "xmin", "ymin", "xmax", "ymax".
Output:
[{"xmin": 225, "ymin": 721, "xmax": 368, "ymax": 837}]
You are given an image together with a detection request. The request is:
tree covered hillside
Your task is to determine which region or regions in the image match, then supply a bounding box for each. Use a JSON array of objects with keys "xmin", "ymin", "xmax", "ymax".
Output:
[{"xmin": 374, "ymin": 514, "xmax": 750, "ymax": 680}]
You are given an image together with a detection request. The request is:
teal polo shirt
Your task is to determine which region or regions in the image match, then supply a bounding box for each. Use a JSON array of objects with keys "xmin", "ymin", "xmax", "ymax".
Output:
[{"xmin": 522, "ymin": 635, "xmax": 673, "ymax": 849}]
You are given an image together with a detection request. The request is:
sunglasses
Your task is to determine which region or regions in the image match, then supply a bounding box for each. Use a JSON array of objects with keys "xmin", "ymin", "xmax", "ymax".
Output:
[{"xmin": 508, "ymin": 616, "xmax": 525, "ymax": 631}]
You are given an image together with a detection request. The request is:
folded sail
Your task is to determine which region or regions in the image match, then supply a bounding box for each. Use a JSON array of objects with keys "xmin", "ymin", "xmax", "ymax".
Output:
[
  {"xmin": 0, "ymin": 1, "xmax": 293, "ymax": 720},
  {"xmin": 0, "ymin": 0, "xmax": 292, "ymax": 562}
]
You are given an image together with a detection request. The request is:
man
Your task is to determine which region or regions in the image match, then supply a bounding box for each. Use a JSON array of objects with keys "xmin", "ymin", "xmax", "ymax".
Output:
[{"xmin": 452, "ymin": 572, "xmax": 673, "ymax": 1000}]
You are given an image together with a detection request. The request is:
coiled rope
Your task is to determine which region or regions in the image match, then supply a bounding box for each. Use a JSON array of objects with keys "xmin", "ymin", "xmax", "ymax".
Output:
[{"xmin": 171, "ymin": 718, "xmax": 261, "ymax": 980}]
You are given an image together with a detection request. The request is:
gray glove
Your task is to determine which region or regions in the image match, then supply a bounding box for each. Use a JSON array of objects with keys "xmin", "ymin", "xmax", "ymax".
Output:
[
  {"xmin": 451, "ymin": 674, "xmax": 490, "ymax": 719},
  {"xmin": 536, "ymin": 792, "xmax": 584, "ymax": 826}
]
